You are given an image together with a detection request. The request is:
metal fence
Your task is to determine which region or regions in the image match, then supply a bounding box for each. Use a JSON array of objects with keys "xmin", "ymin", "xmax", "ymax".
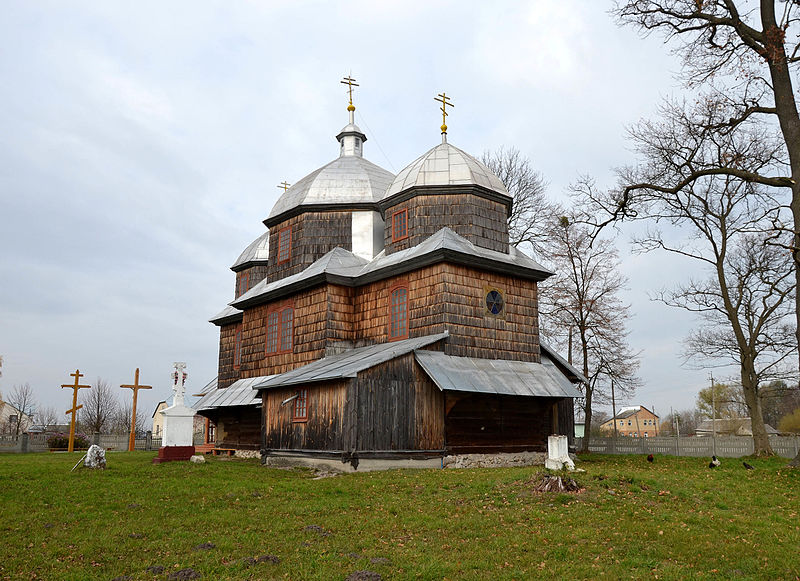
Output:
[{"xmin": 575, "ymin": 435, "xmax": 800, "ymax": 459}]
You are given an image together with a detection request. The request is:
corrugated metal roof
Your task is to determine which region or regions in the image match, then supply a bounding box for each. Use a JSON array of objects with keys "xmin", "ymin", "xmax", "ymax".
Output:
[
  {"xmin": 539, "ymin": 342, "xmax": 589, "ymax": 384},
  {"xmin": 414, "ymin": 350, "xmax": 582, "ymax": 399},
  {"xmin": 254, "ymin": 332, "xmax": 449, "ymax": 390},
  {"xmin": 194, "ymin": 376, "xmax": 269, "ymax": 411}
]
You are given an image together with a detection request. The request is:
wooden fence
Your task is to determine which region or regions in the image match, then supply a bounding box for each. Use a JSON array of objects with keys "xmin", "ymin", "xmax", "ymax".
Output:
[{"xmin": 574, "ymin": 435, "xmax": 800, "ymax": 459}]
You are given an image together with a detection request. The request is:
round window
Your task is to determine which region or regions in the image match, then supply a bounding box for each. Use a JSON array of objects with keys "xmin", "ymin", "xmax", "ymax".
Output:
[{"xmin": 485, "ymin": 289, "xmax": 504, "ymax": 315}]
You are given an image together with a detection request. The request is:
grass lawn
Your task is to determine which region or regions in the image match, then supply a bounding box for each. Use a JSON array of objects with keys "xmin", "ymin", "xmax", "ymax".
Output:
[{"xmin": 0, "ymin": 452, "xmax": 797, "ymax": 580}]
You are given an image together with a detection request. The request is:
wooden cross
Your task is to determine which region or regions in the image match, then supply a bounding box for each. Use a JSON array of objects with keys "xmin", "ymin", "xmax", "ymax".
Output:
[
  {"xmin": 277, "ymin": 181, "xmax": 291, "ymax": 193},
  {"xmin": 61, "ymin": 369, "xmax": 91, "ymax": 453},
  {"xmin": 341, "ymin": 75, "xmax": 358, "ymax": 111},
  {"xmin": 120, "ymin": 368, "xmax": 152, "ymax": 452},
  {"xmin": 435, "ymin": 92, "xmax": 454, "ymax": 134}
]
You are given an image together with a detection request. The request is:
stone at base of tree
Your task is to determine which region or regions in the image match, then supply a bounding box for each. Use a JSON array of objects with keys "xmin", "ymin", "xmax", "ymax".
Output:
[
  {"xmin": 189, "ymin": 455, "xmax": 205, "ymax": 464},
  {"xmin": 84, "ymin": 445, "xmax": 106, "ymax": 469},
  {"xmin": 152, "ymin": 445, "xmax": 195, "ymax": 464}
]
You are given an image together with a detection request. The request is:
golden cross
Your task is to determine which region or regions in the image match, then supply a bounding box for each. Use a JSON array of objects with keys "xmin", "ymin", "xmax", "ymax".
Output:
[
  {"xmin": 61, "ymin": 369, "xmax": 91, "ymax": 453},
  {"xmin": 120, "ymin": 368, "xmax": 152, "ymax": 452},
  {"xmin": 434, "ymin": 92, "xmax": 454, "ymax": 134},
  {"xmin": 341, "ymin": 75, "xmax": 359, "ymax": 111},
  {"xmin": 277, "ymin": 181, "xmax": 290, "ymax": 192}
]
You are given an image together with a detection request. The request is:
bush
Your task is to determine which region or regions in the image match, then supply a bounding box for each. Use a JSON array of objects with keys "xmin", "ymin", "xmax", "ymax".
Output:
[{"xmin": 46, "ymin": 433, "xmax": 90, "ymax": 450}]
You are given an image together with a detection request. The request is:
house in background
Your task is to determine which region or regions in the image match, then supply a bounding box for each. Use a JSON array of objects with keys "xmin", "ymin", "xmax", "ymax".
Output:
[
  {"xmin": 151, "ymin": 401, "xmax": 167, "ymax": 437},
  {"xmin": 0, "ymin": 398, "xmax": 33, "ymax": 435},
  {"xmin": 696, "ymin": 418, "xmax": 780, "ymax": 437},
  {"xmin": 197, "ymin": 86, "xmax": 585, "ymax": 469},
  {"xmin": 600, "ymin": 406, "xmax": 660, "ymax": 438}
]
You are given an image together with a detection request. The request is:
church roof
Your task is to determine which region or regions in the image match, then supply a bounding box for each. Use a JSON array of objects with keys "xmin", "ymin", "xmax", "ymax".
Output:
[
  {"xmin": 383, "ymin": 141, "xmax": 509, "ymax": 200},
  {"xmin": 209, "ymin": 305, "xmax": 243, "ymax": 326},
  {"xmin": 194, "ymin": 376, "xmax": 267, "ymax": 411},
  {"xmin": 414, "ymin": 350, "xmax": 582, "ymax": 398},
  {"xmin": 266, "ymin": 118, "xmax": 394, "ymax": 225},
  {"xmin": 230, "ymin": 228, "xmax": 553, "ymax": 310},
  {"xmin": 253, "ymin": 332, "xmax": 450, "ymax": 390},
  {"xmin": 231, "ymin": 231, "xmax": 269, "ymax": 271}
]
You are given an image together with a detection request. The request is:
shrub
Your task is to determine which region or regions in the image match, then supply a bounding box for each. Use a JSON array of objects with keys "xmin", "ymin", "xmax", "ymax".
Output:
[{"xmin": 46, "ymin": 432, "xmax": 90, "ymax": 450}]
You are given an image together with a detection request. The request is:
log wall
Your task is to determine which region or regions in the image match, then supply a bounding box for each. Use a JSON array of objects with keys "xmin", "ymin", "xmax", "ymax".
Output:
[
  {"xmin": 384, "ymin": 193, "xmax": 509, "ymax": 255},
  {"xmin": 267, "ymin": 211, "xmax": 352, "ymax": 283}
]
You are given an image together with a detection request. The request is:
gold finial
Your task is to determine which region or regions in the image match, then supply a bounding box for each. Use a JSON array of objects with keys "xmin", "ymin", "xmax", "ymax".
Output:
[
  {"xmin": 434, "ymin": 92, "xmax": 454, "ymax": 134},
  {"xmin": 277, "ymin": 181, "xmax": 290, "ymax": 192},
  {"xmin": 341, "ymin": 75, "xmax": 359, "ymax": 112}
]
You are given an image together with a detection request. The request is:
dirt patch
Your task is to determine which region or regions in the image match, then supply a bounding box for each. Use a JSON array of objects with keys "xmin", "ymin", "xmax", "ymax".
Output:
[
  {"xmin": 303, "ymin": 524, "xmax": 331, "ymax": 537},
  {"xmin": 193, "ymin": 542, "xmax": 215, "ymax": 551},
  {"xmin": 145, "ymin": 565, "xmax": 165, "ymax": 574},
  {"xmin": 346, "ymin": 571, "xmax": 382, "ymax": 581},
  {"xmin": 242, "ymin": 554, "xmax": 280, "ymax": 566},
  {"xmin": 167, "ymin": 569, "xmax": 202, "ymax": 580}
]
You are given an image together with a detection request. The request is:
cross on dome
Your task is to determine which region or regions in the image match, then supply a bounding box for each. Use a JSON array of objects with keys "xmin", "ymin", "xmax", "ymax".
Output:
[{"xmin": 435, "ymin": 92, "xmax": 454, "ymax": 142}]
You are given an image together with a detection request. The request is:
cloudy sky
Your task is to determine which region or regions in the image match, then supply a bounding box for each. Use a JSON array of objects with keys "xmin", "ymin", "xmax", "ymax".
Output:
[{"xmin": 0, "ymin": 1, "xmax": 720, "ymax": 426}]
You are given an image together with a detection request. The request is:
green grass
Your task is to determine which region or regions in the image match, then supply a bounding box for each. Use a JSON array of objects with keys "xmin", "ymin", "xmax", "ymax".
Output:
[{"xmin": 0, "ymin": 453, "xmax": 798, "ymax": 580}]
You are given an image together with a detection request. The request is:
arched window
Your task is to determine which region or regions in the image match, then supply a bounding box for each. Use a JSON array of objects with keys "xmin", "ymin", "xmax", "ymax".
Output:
[{"xmin": 389, "ymin": 284, "xmax": 408, "ymax": 340}]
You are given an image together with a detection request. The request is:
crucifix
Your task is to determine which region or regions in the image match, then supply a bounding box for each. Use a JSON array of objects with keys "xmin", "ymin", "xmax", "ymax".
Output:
[
  {"xmin": 172, "ymin": 362, "xmax": 188, "ymax": 407},
  {"xmin": 61, "ymin": 369, "xmax": 91, "ymax": 453},
  {"xmin": 120, "ymin": 368, "xmax": 152, "ymax": 452},
  {"xmin": 277, "ymin": 181, "xmax": 291, "ymax": 193},
  {"xmin": 340, "ymin": 75, "xmax": 359, "ymax": 112},
  {"xmin": 434, "ymin": 92, "xmax": 454, "ymax": 137}
]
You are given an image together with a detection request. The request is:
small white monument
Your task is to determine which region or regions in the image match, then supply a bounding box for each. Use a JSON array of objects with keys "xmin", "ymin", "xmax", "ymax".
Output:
[
  {"xmin": 153, "ymin": 362, "xmax": 196, "ymax": 463},
  {"xmin": 545, "ymin": 435, "xmax": 575, "ymax": 471}
]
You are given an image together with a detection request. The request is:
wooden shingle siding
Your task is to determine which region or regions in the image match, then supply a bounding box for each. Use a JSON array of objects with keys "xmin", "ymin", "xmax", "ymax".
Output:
[
  {"xmin": 263, "ymin": 380, "xmax": 348, "ymax": 450},
  {"xmin": 217, "ymin": 324, "xmax": 239, "ymax": 389},
  {"xmin": 267, "ymin": 211, "xmax": 353, "ymax": 283},
  {"xmin": 384, "ymin": 194, "xmax": 509, "ymax": 255},
  {"xmin": 233, "ymin": 264, "xmax": 269, "ymax": 297}
]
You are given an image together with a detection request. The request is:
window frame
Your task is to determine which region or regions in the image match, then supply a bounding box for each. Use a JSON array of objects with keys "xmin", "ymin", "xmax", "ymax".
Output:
[
  {"xmin": 266, "ymin": 303, "xmax": 294, "ymax": 354},
  {"xmin": 293, "ymin": 388, "xmax": 308, "ymax": 423},
  {"xmin": 388, "ymin": 281, "xmax": 409, "ymax": 341},
  {"xmin": 233, "ymin": 324, "xmax": 243, "ymax": 370},
  {"xmin": 277, "ymin": 226, "xmax": 292, "ymax": 264},
  {"xmin": 236, "ymin": 271, "xmax": 250, "ymax": 298},
  {"xmin": 391, "ymin": 209, "xmax": 408, "ymax": 242}
]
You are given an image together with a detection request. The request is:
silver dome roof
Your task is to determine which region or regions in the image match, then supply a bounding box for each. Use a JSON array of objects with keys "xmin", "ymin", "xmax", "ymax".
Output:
[
  {"xmin": 231, "ymin": 231, "xmax": 269, "ymax": 271},
  {"xmin": 383, "ymin": 141, "xmax": 509, "ymax": 199},
  {"xmin": 267, "ymin": 119, "xmax": 394, "ymax": 222}
]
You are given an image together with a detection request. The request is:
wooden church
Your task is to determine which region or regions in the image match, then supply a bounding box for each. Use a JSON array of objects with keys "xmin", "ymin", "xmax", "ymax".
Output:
[{"xmin": 196, "ymin": 82, "xmax": 584, "ymax": 469}]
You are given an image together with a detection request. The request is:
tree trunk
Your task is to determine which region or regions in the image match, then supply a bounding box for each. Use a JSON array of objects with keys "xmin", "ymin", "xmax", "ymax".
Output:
[
  {"xmin": 761, "ymin": 2, "xmax": 800, "ymax": 464},
  {"xmin": 581, "ymin": 391, "xmax": 592, "ymax": 453},
  {"xmin": 741, "ymin": 358, "xmax": 774, "ymax": 456}
]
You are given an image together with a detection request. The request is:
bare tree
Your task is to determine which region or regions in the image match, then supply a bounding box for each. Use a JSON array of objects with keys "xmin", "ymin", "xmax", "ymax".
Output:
[
  {"xmin": 36, "ymin": 405, "xmax": 60, "ymax": 432},
  {"xmin": 696, "ymin": 382, "xmax": 748, "ymax": 420},
  {"xmin": 79, "ymin": 378, "xmax": 118, "ymax": 434},
  {"xmin": 4, "ymin": 383, "xmax": 37, "ymax": 436},
  {"xmin": 110, "ymin": 401, "xmax": 146, "ymax": 436},
  {"xmin": 539, "ymin": 215, "xmax": 641, "ymax": 452},
  {"xmin": 603, "ymin": 0, "xmax": 800, "ymax": 463},
  {"xmin": 760, "ymin": 379, "xmax": 800, "ymax": 427},
  {"xmin": 482, "ymin": 147, "xmax": 553, "ymax": 257}
]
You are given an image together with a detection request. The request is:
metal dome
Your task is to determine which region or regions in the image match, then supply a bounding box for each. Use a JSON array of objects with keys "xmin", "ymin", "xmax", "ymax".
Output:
[
  {"xmin": 231, "ymin": 231, "xmax": 269, "ymax": 271},
  {"xmin": 383, "ymin": 141, "xmax": 509, "ymax": 200},
  {"xmin": 267, "ymin": 120, "xmax": 394, "ymax": 223}
]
